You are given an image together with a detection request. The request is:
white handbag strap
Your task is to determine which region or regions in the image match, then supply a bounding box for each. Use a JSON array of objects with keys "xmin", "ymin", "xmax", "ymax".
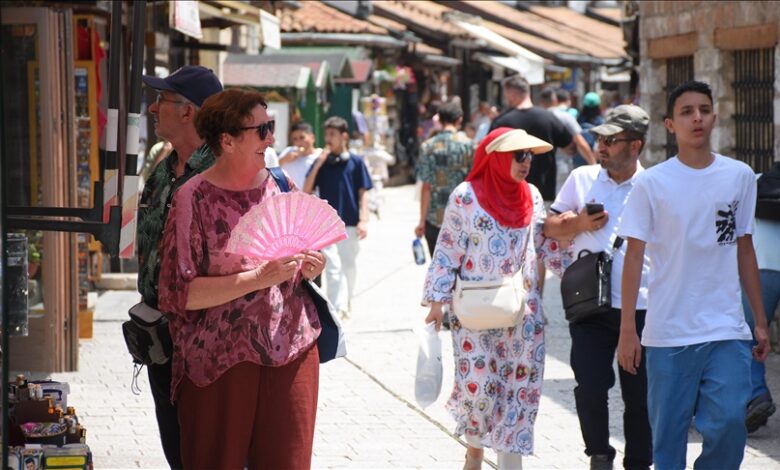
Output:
[{"xmin": 517, "ymin": 223, "xmax": 533, "ymax": 270}]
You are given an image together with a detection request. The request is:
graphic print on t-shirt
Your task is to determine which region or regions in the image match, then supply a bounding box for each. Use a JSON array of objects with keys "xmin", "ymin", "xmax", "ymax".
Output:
[{"xmin": 716, "ymin": 200, "xmax": 738, "ymax": 245}]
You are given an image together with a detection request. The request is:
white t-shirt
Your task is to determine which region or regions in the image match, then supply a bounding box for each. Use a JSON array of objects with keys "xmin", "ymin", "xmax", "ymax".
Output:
[
  {"xmin": 279, "ymin": 147, "xmax": 322, "ymax": 189},
  {"xmin": 618, "ymin": 154, "xmax": 756, "ymax": 347},
  {"xmin": 551, "ymin": 164, "xmax": 650, "ymax": 309}
]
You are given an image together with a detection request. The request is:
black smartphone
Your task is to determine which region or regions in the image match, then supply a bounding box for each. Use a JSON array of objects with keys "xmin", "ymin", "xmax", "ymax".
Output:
[{"xmin": 586, "ymin": 202, "xmax": 604, "ymax": 215}]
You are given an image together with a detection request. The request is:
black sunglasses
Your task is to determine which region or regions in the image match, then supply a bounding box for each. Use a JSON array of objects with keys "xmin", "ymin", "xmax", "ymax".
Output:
[
  {"xmin": 513, "ymin": 150, "xmax": 534, "ymax": 163},
  {"xmin": 597, "ymin": 135, "xmax": 634, "ymax": 147},
  {"xmin": 242, "ymin": 120, "xmax": 275, "ymax": 140}
]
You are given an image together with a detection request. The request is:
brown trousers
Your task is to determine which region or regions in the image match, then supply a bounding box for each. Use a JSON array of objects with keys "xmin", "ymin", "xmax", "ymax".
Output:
[{"xmin": 177, "ymin": 344, "xmax": 319, "ymax": 470}]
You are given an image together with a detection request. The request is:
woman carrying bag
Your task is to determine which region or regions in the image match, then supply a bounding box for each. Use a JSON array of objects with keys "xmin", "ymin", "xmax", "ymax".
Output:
[{"xmin": 422, "ymin": 127, "xmax": 553, "ymax": 470}]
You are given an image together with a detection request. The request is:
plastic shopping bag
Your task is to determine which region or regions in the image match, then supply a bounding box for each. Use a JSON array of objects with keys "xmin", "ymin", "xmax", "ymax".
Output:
[{"xmin": 414, "ymin": 322, "xmax": 443, "ymax": 408}]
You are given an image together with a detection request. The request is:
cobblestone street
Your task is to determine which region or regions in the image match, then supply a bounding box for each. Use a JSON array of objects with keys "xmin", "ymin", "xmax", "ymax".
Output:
[{"xmin": 51, "ymin": 185, "xmax": 780, "ymax": 469}]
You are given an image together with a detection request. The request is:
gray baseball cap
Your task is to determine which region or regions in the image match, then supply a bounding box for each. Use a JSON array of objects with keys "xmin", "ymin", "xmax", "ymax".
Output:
[{"xmin": 590, "ymin": 104, "xmax": 649, "ymax": 136}]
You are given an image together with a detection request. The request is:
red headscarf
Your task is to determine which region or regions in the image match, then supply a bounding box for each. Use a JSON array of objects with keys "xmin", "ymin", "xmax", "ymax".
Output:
[{"xmin": 466, "ymin": 127, "xmax": 533, "ymax": 228}]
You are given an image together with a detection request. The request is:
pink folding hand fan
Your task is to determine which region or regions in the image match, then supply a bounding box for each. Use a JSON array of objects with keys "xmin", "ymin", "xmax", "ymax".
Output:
[{"xmin": 226, "ymin": 192, "xmax": 347, "ymax": 260}]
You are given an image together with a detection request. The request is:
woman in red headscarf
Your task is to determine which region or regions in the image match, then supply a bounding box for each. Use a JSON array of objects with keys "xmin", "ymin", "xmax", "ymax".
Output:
[{"xmin": 421, "ymin": 127, "xmax": 553, "ymax": 469}]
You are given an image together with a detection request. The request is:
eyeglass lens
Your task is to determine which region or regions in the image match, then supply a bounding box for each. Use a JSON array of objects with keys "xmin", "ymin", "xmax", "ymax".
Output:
[
  {"xmin": 256, "ymin": 120, "xmax": 275, "ymax": 139},
  {"xmin": 513, "ymin": 150, "xmax": 533, "ymax": 163}
]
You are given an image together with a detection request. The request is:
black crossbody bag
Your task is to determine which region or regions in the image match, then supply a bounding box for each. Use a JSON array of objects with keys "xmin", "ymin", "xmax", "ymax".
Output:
[{"xmin": 560, "ymin": 237, "xmax": 623, "ymax": 323}]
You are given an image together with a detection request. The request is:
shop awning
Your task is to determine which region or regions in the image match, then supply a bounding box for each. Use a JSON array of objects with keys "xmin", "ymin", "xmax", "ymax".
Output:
[
  {"xmin": 472, "ymin": 53, "xmax": 545, "ymax": 85},
  {"xmin": 454, "ymin": 20, "xmax": 545, "ymax": 83},
  {"xmin": 223, "ymin": 62, "xmax": 314, "ymax": 90}
]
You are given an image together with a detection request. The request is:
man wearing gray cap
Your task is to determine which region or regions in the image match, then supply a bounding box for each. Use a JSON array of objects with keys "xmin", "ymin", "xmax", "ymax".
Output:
[
  {"xmin": 543, "ymin": 104, "xmax": 653, "ymax": 470},
  {"xmin": 136, "ymin": 65, "xmax": 222, "ymax": 469}
]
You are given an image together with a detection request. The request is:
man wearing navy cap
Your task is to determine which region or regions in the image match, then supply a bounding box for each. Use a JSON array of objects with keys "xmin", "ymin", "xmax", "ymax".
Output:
[{"xmin": 136, "ymin": 65, "xmax": 222, "ymax": 469}]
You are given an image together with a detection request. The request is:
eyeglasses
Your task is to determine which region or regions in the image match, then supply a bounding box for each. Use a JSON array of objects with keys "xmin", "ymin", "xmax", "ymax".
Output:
[
  {"xmin": 242, "ymin": 120, "xmax": 275, "ymax": 140},
  {"xmin": 513, "ymin": 150, "xmax": 534, "ymax": 163},
  {"xmin": 597, "ymin": 135, "xmax": 635, "ymax": 147},
  {"xmin": 155, "ymin": 94, "xmax": 186, "ymax": 106}
]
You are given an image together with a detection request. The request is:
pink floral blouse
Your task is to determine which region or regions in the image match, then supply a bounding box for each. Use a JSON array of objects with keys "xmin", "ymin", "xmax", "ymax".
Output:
[{"xmin": 157, "ymin": 172, "xmax": 320, "ymax": 400}]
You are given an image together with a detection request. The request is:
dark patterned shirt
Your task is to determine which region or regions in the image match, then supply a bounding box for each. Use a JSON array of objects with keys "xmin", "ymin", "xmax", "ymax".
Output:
[
  {"xmin": 136, "ymin": 144, "xmax": 215, "ymax": 308},
  {"xmin": 416, "ymin": 130, "xmax": 475, "ymax": 227}
]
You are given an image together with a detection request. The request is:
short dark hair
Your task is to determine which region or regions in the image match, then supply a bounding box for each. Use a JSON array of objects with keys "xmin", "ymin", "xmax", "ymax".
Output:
[
  {"xmin": 539, "ymin": 87, "xmax": 557, "ymax": 106},
  {"xmin": 502, "ymin": 74, "xmax": 529, "ymax": 95},
  {"xmin": 624, "ymin": 129, "xmax": 647, "ymax": 154},
  {"xmin": 667, "ymin": 80, "xmax": 713, "ymax": 118},
  {"xmin": 323, "ymin": 116, "xmax": 349, "ymax": 134},
  {"xmin": 556, "ymin": 88, "xmax": 571, "ymax": 103},
  {"xmin": 195, "ymin": 88, "xmax": 267, "ymax": 156},
  {"xmin": 290, "ymin": 121, "xmax": 314, "ymax": 135},
  {"xmin": 437, "ymin": 102, "xmax": 463, "ymax": 125}
]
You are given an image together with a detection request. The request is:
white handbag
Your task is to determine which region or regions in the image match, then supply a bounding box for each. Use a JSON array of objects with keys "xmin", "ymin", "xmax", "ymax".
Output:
[{"xmin": 451, "ymin": 228, "xmax": 531, "ymax": 330}]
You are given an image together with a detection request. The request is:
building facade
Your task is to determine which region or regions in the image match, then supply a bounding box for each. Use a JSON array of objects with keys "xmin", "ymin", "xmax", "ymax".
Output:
[{"xmin": 637, "ymin": 1, "xmax": 779, "ymax": 170}]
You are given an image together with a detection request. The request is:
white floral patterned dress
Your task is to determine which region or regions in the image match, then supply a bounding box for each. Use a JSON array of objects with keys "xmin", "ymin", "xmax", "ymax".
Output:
[{"xmin": 421, "ymin": 181, "xmax": 548, "ymax": 455}]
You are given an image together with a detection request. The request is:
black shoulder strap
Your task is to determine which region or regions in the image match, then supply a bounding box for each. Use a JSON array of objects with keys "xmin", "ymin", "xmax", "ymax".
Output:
[{"xmin": 268, "ymin": 167, "xmax": 290, "ymax": 193}]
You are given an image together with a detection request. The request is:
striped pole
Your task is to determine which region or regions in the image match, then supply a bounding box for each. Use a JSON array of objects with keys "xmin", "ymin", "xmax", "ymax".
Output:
[
  {"xmin": 119, "ymin": 1, "xmax": 146, "ymax": 258},
  {"xmin": 102, "ymin": 1, "xmax": 122, "ymax": 229}
]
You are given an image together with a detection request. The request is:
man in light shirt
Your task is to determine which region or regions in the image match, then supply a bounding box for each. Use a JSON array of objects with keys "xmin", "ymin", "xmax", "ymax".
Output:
[{"xmin": 544, "ymin": 104, "xmax": 652, "ymax": 470}]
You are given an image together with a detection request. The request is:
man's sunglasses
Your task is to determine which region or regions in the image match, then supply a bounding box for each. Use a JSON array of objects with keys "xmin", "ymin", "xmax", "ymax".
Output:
[
  {"xmin": 513, "ymin": 150, "xmax": 534, "ymax": 163},
  {"xmin": 242, "ymin": 120, "xmax": 275, "ymax": 140},
  {"xmin": 597, "ymin": 135, "xmax": 635, "ymax": 147}
]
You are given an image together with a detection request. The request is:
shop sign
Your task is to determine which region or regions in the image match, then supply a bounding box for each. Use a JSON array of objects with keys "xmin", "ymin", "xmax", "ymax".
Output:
[
  {"xmin": 260, "ymin": 9, "xmax": 280, "ymax": 50},
  {"xmin": 170, "ymin": 1, "xmax": 202, "ymax": 40}
]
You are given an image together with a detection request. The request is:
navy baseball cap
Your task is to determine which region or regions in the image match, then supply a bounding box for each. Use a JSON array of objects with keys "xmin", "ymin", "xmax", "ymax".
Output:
[{"xmin": 142, "ymin": 65, "xmax": 223, "ymax": 107}]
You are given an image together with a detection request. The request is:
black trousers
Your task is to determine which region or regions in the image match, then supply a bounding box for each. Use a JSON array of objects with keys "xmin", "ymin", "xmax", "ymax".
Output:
[
  {"xmin": 147, "ymin": 328, "xmax": 182, "ymax": 470},
  {"xmin": 424, "ymin": 221, "xmax": 441, "ymax": 257},
  {"xmin": 569, "ymin": 308, "xmax": 652, "ymax": 469}
]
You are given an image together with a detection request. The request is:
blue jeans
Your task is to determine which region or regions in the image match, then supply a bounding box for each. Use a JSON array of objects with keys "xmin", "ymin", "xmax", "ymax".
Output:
[
  {"xmin": 742, "ymin": 269, "xmax": 780, "ymax": 400},
  {"xmin": 646, "ymin": 340, "xmax": 751, "ymax": 470}
]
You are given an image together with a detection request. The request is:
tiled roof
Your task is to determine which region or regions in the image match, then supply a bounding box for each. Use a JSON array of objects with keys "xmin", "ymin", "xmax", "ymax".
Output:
[
  {"xmin": 277, "ymin": 1, "xmax": 387, "ymax": 35},
  {"xmin": 372, "ymin": 1, "xmax": 468, "ymax": 38},
  {"xmin": 452, "ymin": 0, "xmax": 626, "ymax": 60},
  {"xmin": 335, "ymin": 59, "xmax": 373, "ymax": 84},
  {"xmin": 485, "ymin": 20, "xmax": 575, "ymax": 57},
  {"xmin": 413, "ymin": 42, "xmax": 444, "ymax": 56},
  {"xmin": 366, "ymin": 14, "xmax": 407, "ymax": 33},
  {"xmin": 528, "ymin": 5, "xmax": 625, "ymax": 51},
  {"xmin": 590, "ymin": 7, "xmax": 623, "ymax": 24}
]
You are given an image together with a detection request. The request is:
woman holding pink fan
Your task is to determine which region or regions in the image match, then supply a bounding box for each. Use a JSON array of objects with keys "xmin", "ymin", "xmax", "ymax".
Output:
[
  {"xmin": 421, "ymin": 127, "xmax": 553, "ymax": 470},
  {"xmin": 157, "ymin": 88, "xmax": 326, "ymax": 469}
]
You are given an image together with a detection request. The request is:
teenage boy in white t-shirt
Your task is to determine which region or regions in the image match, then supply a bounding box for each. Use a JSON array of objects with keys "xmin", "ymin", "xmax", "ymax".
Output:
[
  {"xmin": 617, "ymin": 81, "xmax": 771, "ymax": 469},
  {"xmin": 279, "ymin": 121, "xmax": 322, "ymax": 189}
]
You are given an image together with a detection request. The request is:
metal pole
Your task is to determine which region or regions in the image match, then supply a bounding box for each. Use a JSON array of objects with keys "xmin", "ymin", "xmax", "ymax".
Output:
[
  {"xmin": 0, "ymin": 3, "xmax": 9, "ymax": 464},
  {"xmin": 102, "ymin": 0, "xmax": 122, "ymax": 264},
  {"xmin": 119, "ymin": 0, "xmax": 146, "ymax": 258}
]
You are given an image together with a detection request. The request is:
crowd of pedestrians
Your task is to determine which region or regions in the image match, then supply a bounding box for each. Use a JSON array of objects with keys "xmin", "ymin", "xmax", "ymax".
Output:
[
  {"xmin": 415, "ymin": 79, "xmax": 777, "ymax": 470},
  {"xmin": 132, "ymin": 66, "xmax": 777, "ymax": 470}
]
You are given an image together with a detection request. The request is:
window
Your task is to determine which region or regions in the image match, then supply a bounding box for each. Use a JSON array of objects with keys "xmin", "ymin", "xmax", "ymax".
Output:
[
  {"xmin": 733, "ymin": 48, "xmax": 775, "ymax": 173},
  {"xmin": 665, "ymin": 56, "xmax": 694, "ymax": 158}
]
